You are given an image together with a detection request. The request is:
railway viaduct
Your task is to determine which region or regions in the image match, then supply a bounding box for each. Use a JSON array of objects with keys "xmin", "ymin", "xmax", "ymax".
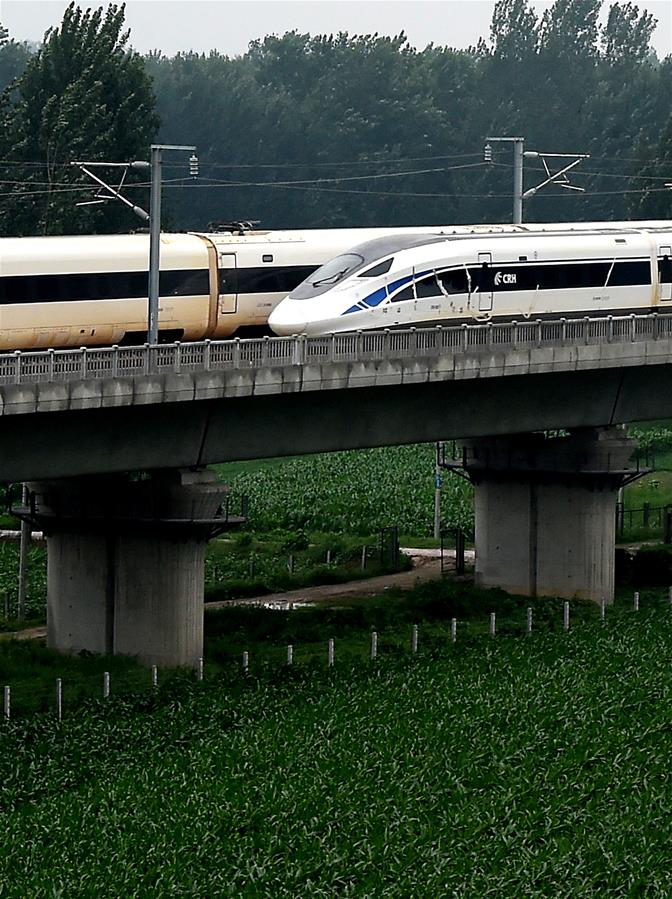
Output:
[{"xmin": 1, "ymin": 312, "xmax": 670, "ymax": 667}]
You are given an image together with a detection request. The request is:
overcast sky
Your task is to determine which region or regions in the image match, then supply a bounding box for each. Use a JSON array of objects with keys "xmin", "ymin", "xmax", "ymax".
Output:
[{"xmin": 1, "ymin": 0, "xmax": 671, "ymax": 59}]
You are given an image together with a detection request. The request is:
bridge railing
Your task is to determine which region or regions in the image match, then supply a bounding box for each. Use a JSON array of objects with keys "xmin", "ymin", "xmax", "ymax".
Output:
[{"xmin": 0, "ymin": 311, "xmax": 669, "ymax": 387}]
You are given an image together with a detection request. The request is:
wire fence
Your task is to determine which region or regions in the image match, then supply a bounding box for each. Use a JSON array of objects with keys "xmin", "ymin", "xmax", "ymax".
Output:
[
  {"xmin": 3, "ymin": 588, "xmax": 670, "ymax": 722},
  {"xmin": 616, "ymin": 503, "xmax": 672, "ymax": 540}
]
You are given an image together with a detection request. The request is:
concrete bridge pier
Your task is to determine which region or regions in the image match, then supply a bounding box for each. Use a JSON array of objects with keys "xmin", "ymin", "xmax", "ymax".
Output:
[
  {"xmin": 451, "ymin": 428, "xmax": 641, "ymax": 603},
  {"xmin": 23, "ymin": 469, "xmax": 232, "ymax": 668}
]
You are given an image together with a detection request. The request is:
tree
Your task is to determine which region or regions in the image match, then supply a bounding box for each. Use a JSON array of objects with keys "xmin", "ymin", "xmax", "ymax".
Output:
[
  {"xmin": 0, "ymin": 3, "xmax": 159, "ymax": 236},
  {"xmin": 489, "ymin": 0, "xmax": 539, "ymax": 62},
  {"xmin": 628, "ymin": 112, "xmax": 672, "ymax": 219},
  {"xmin": 601, "ymin": 1, "xmax": 656, "ymax": 65},
  {"xmin": 0, "ymin": 22, "xmax": 31, "ymax": 93}
]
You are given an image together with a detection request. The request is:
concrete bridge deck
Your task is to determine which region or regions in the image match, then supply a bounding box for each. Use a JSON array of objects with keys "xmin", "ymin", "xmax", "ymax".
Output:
[{"xmin": 0, "ymin": 312, "xmax": 670, "ymax": 482}]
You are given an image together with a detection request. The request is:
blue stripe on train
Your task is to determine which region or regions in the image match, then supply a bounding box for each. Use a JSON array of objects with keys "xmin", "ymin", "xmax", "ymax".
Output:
[{"xmin": 341, "ymin": 271, "xmax": 431, "ymax": 316}]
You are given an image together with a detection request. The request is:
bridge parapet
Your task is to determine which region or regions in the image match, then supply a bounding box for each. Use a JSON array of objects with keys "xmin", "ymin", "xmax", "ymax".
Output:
[{"xmin": 0, "ymin": 312, "xmax": 669, "ymax": 391}]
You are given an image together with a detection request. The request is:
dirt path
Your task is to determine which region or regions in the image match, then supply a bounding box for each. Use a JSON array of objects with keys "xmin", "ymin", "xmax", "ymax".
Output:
[
  {"xmin": 206, "ymin": 549, "xmax": 474, "ymax": 611},
  {"xmin": 0, "ymin": 625, "xmax": 46, "ymax": 641},
  {"xmin": 2, "ymin": 550, "xmax": 473, "ymax": 639}
]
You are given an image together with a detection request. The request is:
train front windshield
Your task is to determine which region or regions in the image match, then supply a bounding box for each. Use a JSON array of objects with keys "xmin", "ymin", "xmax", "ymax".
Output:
[{"xmin": 288, "ymin": 233, "xmax": 447, "ymax": 300}]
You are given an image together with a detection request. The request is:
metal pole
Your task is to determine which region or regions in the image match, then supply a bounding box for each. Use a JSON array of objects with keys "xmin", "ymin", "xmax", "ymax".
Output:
[
  {"xmin": 513, "ymin": 138, "xmax": 524, "ymax": 224},
  {"xmin": 17, "ymin": 484, "xmax": 30, "ymax": 622},
  {"xmin": 147, "ymin": 145, "xmax": 162, "ymax": 346},
  {"xmin": 433, "ymin": 442, "xmax": 442, "ymax": 540}
]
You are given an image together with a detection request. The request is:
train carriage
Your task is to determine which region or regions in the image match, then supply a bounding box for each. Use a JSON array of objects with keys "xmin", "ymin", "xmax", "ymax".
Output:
[{"xmin": 268, "ymin": 225, "xmax": 672, "ymax": 336}]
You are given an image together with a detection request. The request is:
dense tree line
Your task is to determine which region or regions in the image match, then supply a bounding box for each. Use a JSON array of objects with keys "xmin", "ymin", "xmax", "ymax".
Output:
[
  {"xmin": 0, "ymin": 4, "xmax": 157, "ymax": 235},
  {"xmin": 0, "ymin": 0, "xmax": 671, "ymax": 235}
]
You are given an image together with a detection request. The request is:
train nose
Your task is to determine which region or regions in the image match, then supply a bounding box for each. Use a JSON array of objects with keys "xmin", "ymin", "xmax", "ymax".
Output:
[{"xmin": 268, "ymin": 300, "xmax": 309, "ymax": 336}]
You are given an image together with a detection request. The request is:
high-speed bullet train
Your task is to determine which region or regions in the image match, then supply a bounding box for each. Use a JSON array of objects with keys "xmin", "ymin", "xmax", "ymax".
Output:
[
  {"xmin": 0, "ymin": 223, "xmax": 536, "ymax": 351},
  {"xmin": 1, "ymin": 220, "xmax": 669, "ymax": 351},
  {"xmin": 268, "ymin": 223, "xmax": 672, "ymax": 336}
]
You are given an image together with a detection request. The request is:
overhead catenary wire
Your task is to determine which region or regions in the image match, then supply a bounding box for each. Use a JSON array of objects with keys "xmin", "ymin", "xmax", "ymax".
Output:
[
  {"xmin": 1, "ymin": 159, "xmax": 671, "ymax": 201},
  {"xmin": 487, "ymin": 160, "xmax": 672, "ymax": 183},
  {"xmin": 0, "ymin": 152, "xmax": 485, "ymax": 170},
  {"xmin": 2, "ymin": 182, "xmax": 672, "ymax": 202}
]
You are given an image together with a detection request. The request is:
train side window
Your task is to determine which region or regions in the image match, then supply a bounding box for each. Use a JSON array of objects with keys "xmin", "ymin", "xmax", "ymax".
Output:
[
  {"xmin": 392, "ymin": 285, "xmax": 414, "ymax": 302},
  {"xmin": 415, "ymin": 274, "xmax": 442, "ymax": 298},
  {"xmin": 437, "ymin": 269, "xmax": 468, "ymax": 294},
  {"xmin": 660, "ymin": 255, "xmax": 672, "ymax": 283}
]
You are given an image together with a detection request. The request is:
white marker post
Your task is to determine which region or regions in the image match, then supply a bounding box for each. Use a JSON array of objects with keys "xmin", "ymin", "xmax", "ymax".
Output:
[
  {"xmin": 371, "ymin": 631, "xmax": 378, "ymax": 660},
  {"xmin": 151, "ymin": 665, "xmax": 158, "ymax": 689},
  {"xmin": 55, "ymin": 678, "xmax": 63, "ymax": 722},
  {"xmin": 286, "ymin": 644, "xmax": 293, "ymax": 666},
  {"xmin": 361, "ymin": 546, "xmax": 367, "ymax": 571},
  {"xmin": 3, "ymin": 686, "xmax": 9, "ymax": 720},
  {"xmin": 242, "ymin": 651, "xmax": 249, "ymax": 673},
  {"xmin": 103, "ymin": 671, "xmax": 110, "ymax": 699},
  {"xmin": 490, "ymin": 612, "xmax": 496, "ymax": 638},
  {"xmin": 633, "ymin": 591, "xmax": 640, "ymax": 612},
  {"xmin": 563, "ymin": 601, "xmax": 570, "ymax": 632},
  {"xmin": 197, "ymin": 658, "xmax": 204, "ymax": 682},
  {"xmin": 411, "ymin": 624, "xmax": 418, "ymax": 653},
  {"xmin": 328, "ymin": 638, "xmax": 334, "ymax": 667},
  {"xmin": 326, "ymin": 549, "xmax": 332, "ymax": 566},
  {"xmin": 451, "ymin": 618, "xmax": 457, "ymax": 644},
  {"xmin": 527, "ymin": 607, "xmax": 533, "ymax": 636},
  {"xmin": 600, "ymin": 598, "xmax": 606, "ymax": 623}
]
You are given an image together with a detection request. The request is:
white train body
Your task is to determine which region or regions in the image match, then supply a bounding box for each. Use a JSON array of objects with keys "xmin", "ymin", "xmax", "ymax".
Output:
[
  {"xmin": 0, "ymin": 224, "xmax": 531, "ymax": 351},
  {"xmin": 1, "ymin": 221, "xmax": 671, "ymax": 351},
  {"xmin": 268, "ymin": 225, "xmax": 672, "ymax": 336}
]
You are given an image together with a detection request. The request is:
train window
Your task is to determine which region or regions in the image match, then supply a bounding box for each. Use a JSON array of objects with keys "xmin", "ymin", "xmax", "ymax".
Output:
[
  {"xmin": 437, "ymin": 269, "xmax": 468, "ymax": 294},
  {"xmin": 610, "ymin": 261, "xmax": 651, "ymax": 287},
  {"xmin": 162, "ymin": 270, "xmax": 210, "ymax": 296},
  {"xmin": 392, "ymin": 285, "xmax": 414, "ymax": 302},
  {"xmin": 358, "ymin": 258, "xmax": 393, "ymax": 277},
  {"xmin": 415, "ymin": 275, "xmax": 442, "ymax": 298},
  {"xmin": 474, "ymin": 263, "xmax": 493, "ymax": 293},
  {"xmin": 310, "ymin": 253, "xmax": 363, "ymax": 287}
]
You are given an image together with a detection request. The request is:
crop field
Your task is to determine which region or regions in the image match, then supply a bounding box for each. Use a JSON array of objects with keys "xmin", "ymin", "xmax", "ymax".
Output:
[
  {"xmin": 0, "ymin": 602, "xmax": 670, "ymax": 896},
  {"xmin": 226, "ymin": 444, "xmax": 473, "ymax": 535}
]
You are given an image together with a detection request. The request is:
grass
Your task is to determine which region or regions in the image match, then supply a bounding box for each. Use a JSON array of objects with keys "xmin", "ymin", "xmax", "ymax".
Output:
[
  {"xmin": 0, "ymin": 575, "xmax": 663, "ymax": 719},
  {"xmin": 0, "ymin": 591, "xmax": 669, "ymax": 895}
]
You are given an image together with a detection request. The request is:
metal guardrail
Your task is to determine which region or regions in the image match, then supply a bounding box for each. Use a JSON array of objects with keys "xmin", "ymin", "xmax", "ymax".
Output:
[{"xmin": 0, "ymin": 312, "xmax": 670, "ymax": 387}]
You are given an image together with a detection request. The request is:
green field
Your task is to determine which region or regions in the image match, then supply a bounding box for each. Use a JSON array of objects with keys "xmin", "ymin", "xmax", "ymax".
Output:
[
  {"xmin": 0, "ymin": 599, "xmax": 670, "ymax": 896},
  {"xmin": 225, "ymin": 445, "xmax": 472, "ymax": 536}
]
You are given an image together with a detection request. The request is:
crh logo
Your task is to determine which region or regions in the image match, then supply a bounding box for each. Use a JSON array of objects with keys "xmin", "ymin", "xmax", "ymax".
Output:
[{"xmin": 494, "ymin": 271, "xmax": 517, "ymax": 287}]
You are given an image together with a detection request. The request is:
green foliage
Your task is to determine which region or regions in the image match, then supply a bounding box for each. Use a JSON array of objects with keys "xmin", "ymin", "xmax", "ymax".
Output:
[
  {"xmin": 0, "ymin": 603, "xmax": 670, "ymax": 894},
  {"xmin": 228, "ymin": 445, "xmax": 473, "ymax": 536},
  {"xmin": 0, "ymin": 21, "xmax": 31, "ymax": 94},
  {"xmin": 3, "ymin": 1, "xmax": 672, "ymax": 234},
  {"xmin": 203, "ymin": 532, "xmax": 411, "ymax": 603},
  {"xmin": 0, "ymin": 3, "xmax": 158, "ymax": 236},
  {"xmin": 629, "ymin": 424, "xmax": 672, "ymax": 455},
  {"xmin": 0, "ymin": 542, "xmax": 46, "ymax": 623},
  {"xmin": 146, "ymin": 0, "xmax": 671, "ymax": 230}
]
